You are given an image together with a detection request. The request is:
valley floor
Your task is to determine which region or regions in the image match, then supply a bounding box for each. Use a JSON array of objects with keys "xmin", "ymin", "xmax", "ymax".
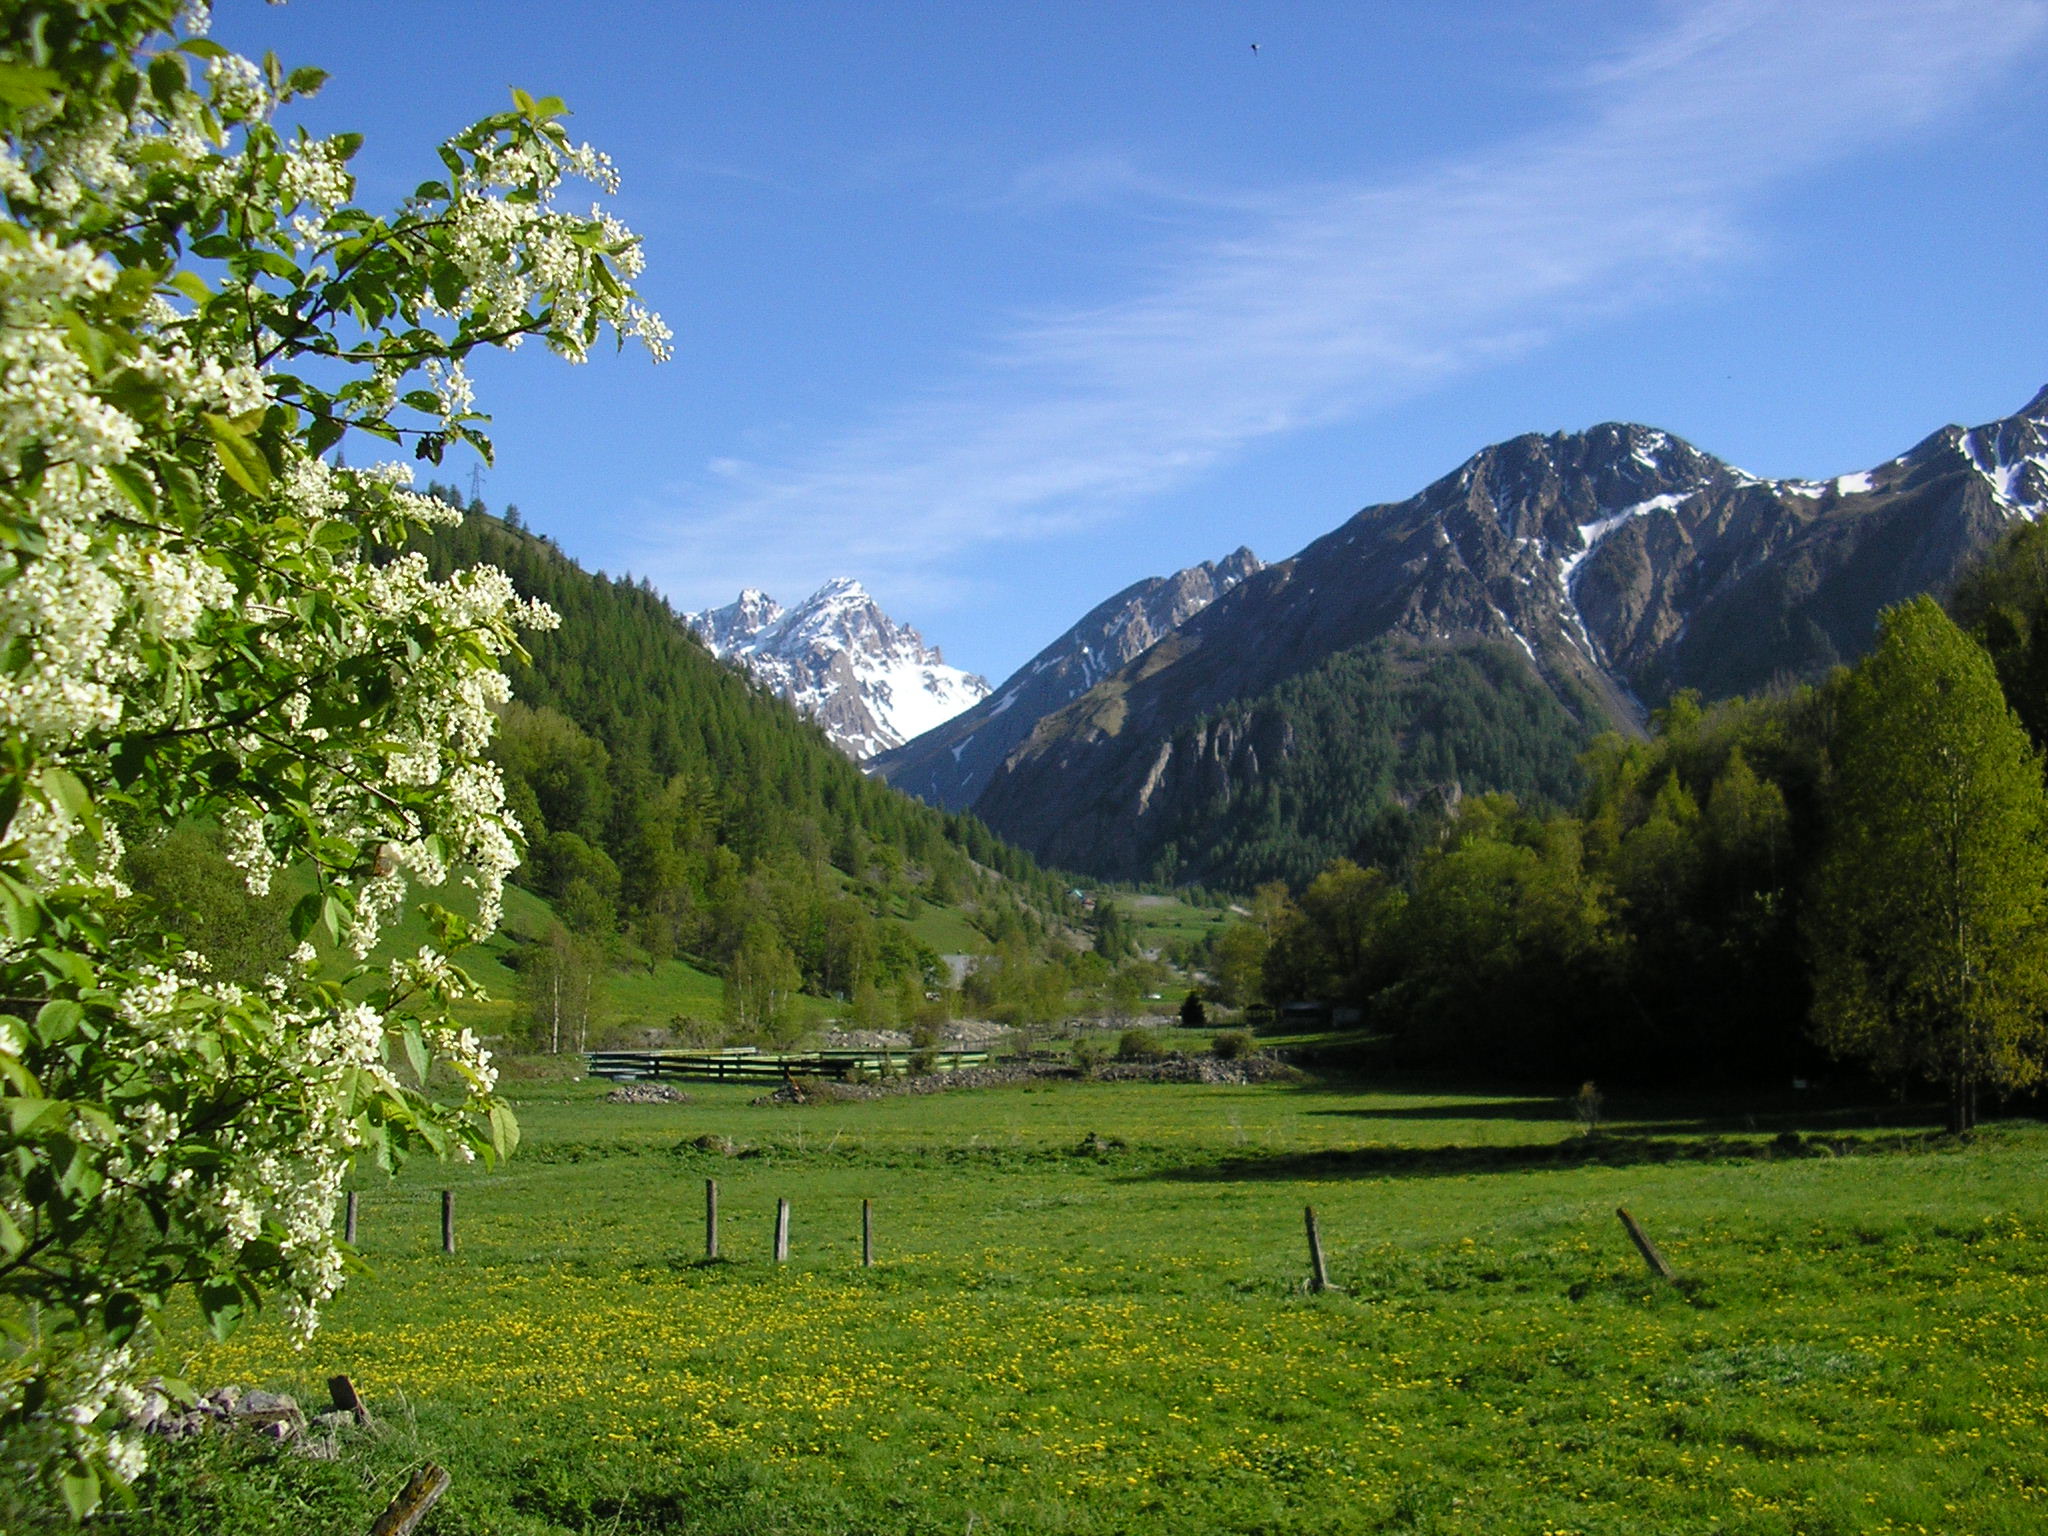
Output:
[{"xmin": 117, "ymin": 1077, "xmax": 2048, "ymax": 1535}]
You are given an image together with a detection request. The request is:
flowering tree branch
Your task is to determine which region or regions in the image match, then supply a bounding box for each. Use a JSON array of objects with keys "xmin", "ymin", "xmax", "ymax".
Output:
[{"xmin": 0, "ymin": 0, "xmax": 664, "ymax": 1515}]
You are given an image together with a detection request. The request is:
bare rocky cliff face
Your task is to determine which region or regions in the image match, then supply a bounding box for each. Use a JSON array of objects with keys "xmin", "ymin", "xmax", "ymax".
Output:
[
  {"xmin": 868, "ymin": 547, "xmax": 1261, "ymax": 809},
  {"xmin": 962, "ymin": 388, "xmax": 2048, "ymax": 881}
]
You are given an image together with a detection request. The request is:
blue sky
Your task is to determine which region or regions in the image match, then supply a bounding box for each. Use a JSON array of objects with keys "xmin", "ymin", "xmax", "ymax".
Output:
[{"xmin": 218, "ymin": 1, "xmax": 2048, "ymax": 684}]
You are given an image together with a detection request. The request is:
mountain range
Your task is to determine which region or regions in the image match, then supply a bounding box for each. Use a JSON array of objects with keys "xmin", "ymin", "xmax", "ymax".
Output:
[
  {"xmin": 684, "ymin": 578, "xmax": 989, "ymax": 760},
  {"xmin": 870, "ymin": 547, "xmax": 1262, "ymax": 809},
  {"xmin": 879, "ymin": 385, "xmax": 2048, "ymax": 885}
]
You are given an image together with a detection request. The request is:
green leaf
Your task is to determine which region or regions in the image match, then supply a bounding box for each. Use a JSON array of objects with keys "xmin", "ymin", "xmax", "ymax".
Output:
[
  {"xmin": 6, "ymin": 1095, "xmax": 64, "ymax": 1136},
  {"xmin": 167, "ymin": 270, "xmax": 212, "ymax": 305},
  {"xmin": 105, "ymin": 462, "xmax": 158, "ymax": 518},
  {"xmin": 197, "ymin": 1279, "xmax": 244, "ymax": 1340},
  {"xmin": 148, "ymin": 52, "xmax": 188, "ymax": 107},
  {"xmin": 203, "ymin": 413, "xmax": 272, "ymax": 496},
  {"xmin": 489, "ymin": 1101, "xmax": 520, "ymax": 1161},
  {"xmin": 306, "ymin": 415, "xmax": 345, "ymax": 457},
  {"xmin": 0, "ymin": 1203, "xmax": 24, "ymax": 1259},
  {"xmin": 402, "ymin": 1024, "xmax": 429, "ymax": 1086},
  {"xmin": 39, "ymin": 764, "xmax": 92, "ymax": 822},
  {"xmin": 36, "ymin": 998, "xmax": 83, "ymax": 1040},
  {"xmin": 59, "ymin": 1461, "xmax": 101, "ymax": 1520},
  {"xmin": 0, "ymin": 62, "xmax": 61, "ymax": 111},
  {"xmin": 103, "ymin": 1290, "xmax": 146, "ymax": 1346},
  {"xmin": 290, "ymin": 891, "xmax": 322, "ymax": 943},
  {"xmin": 178, "ymin": 38, "xmax": 233, "ymax": 59}
]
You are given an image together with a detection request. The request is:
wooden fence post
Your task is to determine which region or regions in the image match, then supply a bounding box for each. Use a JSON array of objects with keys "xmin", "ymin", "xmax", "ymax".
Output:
[
  {"xmin": 1616, "ymin": 1206, "xmax": 1674, "ymax": 1281},
  {"xmin": 369, "ymin": 1463, "xmax": 451, "ymax": 1536},
  {"xmin": 862, "ymin": 1197, "xmax": 874, "ymax": 1268},
  {"xmin": 440, "ymin": 1190, "xmax": 455, "ymax": 1256},
  {"xmin": 327, "ymin": 1373, "xmax": 372, "ymax": 1429},
  {"xmin": 1303, "ymin": 1204, "xmax": 1331, "ymax": 1293},
  {"xmin": 774, "ymin": 1197, "xmax": 791, "ymax": 1264},
  {"xmin": 344, "ymin": 1191, "xmax": 358, "ymax": 1246},
  {"xmin": 705, "ymin": 1178, "xmax": 719, "ymax": 1261}
]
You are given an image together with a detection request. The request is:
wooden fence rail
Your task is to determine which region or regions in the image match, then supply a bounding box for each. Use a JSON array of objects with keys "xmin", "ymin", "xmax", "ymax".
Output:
[{"xmin": 585, "ymin": 1048, "xmax": 992, "ymax": 1082}]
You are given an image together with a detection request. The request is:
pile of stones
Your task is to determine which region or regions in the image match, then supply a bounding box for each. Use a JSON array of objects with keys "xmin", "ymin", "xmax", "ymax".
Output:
[
  {"xmin": 602, "ymin": 1082, "xmax": 689, "ymax": 1104},
  {"xmin": 1088, "ymin": 1053, "xmax": 1301, "ymax": 1085},
  {"xmin": 134, "ymin": 1384, "xmax": 367, "ymax": 1455},
  {"xmin": 755, "ymin": 1052, "xmax": 1296, "ymax": 1104}
]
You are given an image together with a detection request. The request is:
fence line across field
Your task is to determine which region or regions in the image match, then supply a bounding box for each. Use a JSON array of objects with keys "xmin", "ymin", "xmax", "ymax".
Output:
[
  {"xmin": 353, "ymin": 1157, "xmax": 1678, "ymax": 1289},
  {"xmin": 585, "ymin": 1047, "xmax": 992, "ymax": 1083}
]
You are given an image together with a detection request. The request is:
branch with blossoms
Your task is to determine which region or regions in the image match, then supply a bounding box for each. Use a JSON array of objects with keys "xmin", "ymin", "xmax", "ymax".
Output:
[{"xmin": 0, "ymin": 1, "xmax": 660, "ymax": 1516}]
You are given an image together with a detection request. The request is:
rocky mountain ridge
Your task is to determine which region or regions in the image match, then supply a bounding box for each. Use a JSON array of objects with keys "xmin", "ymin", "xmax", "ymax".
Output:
[
  {"xmin": 955, "ymin": 386, "xmax": 2048, "ymax": 882},
  {"xmin": 870, "ymin": 547, "xmax": 1261, "ymax": 809},
  {"xmin": 684, "ymin": 578, "xmax": 989, "ymax": 760}
]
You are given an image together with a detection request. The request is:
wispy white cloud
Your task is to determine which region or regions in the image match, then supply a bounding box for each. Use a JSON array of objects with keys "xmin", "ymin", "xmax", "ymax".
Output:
[{"xmin": 639, "ymin": 0, "xmax": 2048, "ymax": 612}]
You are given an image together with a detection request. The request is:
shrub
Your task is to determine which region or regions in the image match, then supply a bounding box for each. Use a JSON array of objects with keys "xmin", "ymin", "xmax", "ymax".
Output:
[
  {"xmin": 1211, "ymin": 1030, "xmax": 1254, "ymax": 1061},
  {"xmin": 1117, "ymin": 1028, "xmax": 1166, "ymax": 1062}
]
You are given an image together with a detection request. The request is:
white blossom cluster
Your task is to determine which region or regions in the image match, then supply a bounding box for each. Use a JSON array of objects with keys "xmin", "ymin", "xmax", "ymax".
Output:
[
  {"xmin": 0, "ymin": 7, "xmax": 664, "ymax": 1507},
  {"xmin": 426, "ymin": 125, "xmax": 672, "ymax": 363}
]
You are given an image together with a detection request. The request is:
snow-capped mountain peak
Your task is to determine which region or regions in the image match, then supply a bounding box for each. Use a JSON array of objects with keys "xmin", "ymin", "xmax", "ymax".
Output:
[{"xmin": 685, "ymin": 581, "xmax": 989, "ymax": 761}]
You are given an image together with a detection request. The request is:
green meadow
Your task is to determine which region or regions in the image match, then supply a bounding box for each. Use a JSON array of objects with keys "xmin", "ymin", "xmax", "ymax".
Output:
[{"xmin": 121, "ymin": 1074, "xmax": 2048, "ymax": 1536}]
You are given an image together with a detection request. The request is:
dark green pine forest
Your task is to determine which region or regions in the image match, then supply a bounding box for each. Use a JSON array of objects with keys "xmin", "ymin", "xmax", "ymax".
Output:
[
  {"xmin": 1145, "ymin": 640, "xmax": 1591, "ymax": 889},
  {"xmin": 409, "ymin": 496, "xmax": 1080, "ymax": 1033}
]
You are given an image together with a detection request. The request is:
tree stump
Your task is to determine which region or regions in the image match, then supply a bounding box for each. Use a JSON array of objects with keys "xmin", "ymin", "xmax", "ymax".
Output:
[{"xmin": 369, "ymin": 1464, "xmax": 450, "ymax": 1536}]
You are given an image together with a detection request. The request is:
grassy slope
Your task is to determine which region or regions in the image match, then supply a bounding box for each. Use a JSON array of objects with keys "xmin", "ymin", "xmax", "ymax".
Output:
[
  {"xmin": 307, "ymin": 872, "xmax": 738, "ymax": 1037},
  {"xmin": 902, "ymin": 897, "xmax": 992, "ymax": 956},
  {"xmin": 136, "ymin": 1075, "xmax": 2048, "ymax": 1536},
  {"xmin": 1122, "ymin": 891, "xmax": 1231, "ymax": 956}
]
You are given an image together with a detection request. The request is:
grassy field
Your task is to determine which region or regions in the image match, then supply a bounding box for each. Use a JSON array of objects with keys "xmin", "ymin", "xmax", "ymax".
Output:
[
  {"xmin": 120, "ymin": 1073, "xmax": 2048, "ymax": 1536},
  {"xmin": 1121, "ymin": 891, "xmax": 1231, "ymax": 956},
  {"xmin": 903, "ymin": 897, "xmax": 993, "ymax": 957}
]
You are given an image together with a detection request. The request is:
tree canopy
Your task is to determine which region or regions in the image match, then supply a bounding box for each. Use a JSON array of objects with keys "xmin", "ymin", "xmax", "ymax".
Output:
[
  {"xmin": 1806, "ymin": 597, "xmax": 2048, "ymax": 1132},
  {"xmin": 0, "ymin": 2, "xmax": 660, "ymax": 1511}
]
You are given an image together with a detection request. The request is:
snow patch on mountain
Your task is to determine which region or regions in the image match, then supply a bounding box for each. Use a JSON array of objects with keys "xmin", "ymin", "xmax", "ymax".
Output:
[
  {"xmin": 685, "ymin": 578, "xmax": 989, "ymax": 760},
  {"xmin": 1957, "ymin": 418, "xmax": 2048, "ymax": 514}
]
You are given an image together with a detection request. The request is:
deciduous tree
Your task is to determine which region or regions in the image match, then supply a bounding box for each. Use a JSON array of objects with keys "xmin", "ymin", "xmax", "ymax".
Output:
[
  {"xmin": 0, "ymin": 1, "xmax": 661, "ymax": 1509},
  {"xmin": 1807, "ymin": 598, "xmax": 2048, "ymax": 1132}
]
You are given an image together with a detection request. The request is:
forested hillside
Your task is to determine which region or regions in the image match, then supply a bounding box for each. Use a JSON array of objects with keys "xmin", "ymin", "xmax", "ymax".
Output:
[
  {"xmin": 1218, "ymin": 520, "xmax": 2048, "ymax": 1112},
  {"xmin": 955, "ymin": 393, "xmax": 2048, "ymax": 893},
  {"xmin": 408, "ymin": 497, "xmax": 1079, "ymax": 1033},
  {"xmin": 983, "ymin": 638, "xmax": 1590, "ymax": 887}
]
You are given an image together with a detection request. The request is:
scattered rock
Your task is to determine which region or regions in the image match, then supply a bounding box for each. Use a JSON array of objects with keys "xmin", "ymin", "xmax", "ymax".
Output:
[
  {"xmin": 820, "ymin": 1029, "xmax": 913, "ymax": 1050},
  {"xmin": 137, "ymin": 1384, "xmax": 304, "ymax": 1443},
  {"xmin": 752, "ymin": 1052, "xmax": 1298, "ymax": 1104},
  {"xmin": 603, "ymin": 1083, "xmax": 690, "ymax": 1104}
]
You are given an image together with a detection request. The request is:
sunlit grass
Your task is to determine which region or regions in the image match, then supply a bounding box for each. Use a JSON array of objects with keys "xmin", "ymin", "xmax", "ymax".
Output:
[{"xmin": 146, "ymin": 1077, "xmax": 2048, "ymax": 1535}]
